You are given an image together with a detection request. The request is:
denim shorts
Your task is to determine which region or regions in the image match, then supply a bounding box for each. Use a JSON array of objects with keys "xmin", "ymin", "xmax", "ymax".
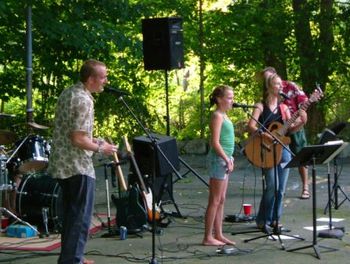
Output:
[{"xmin": 207, "ymin": 156, "xmax": 231, "ymax": 180}]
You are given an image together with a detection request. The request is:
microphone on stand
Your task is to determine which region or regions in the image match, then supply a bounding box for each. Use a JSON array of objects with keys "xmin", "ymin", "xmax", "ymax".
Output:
[
  {"xmin": 104, "ymin": 86, "xmax": 130, "ymax": 97},
  {"xmin": 279, "ymin": 91, "xmax": 290, "ymax": 100},
  {"xmin": 232, "ymin": 103, "xmax": 256, "ymax": 108}
]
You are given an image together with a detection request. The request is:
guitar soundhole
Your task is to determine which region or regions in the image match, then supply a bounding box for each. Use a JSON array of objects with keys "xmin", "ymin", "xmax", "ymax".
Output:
[{"xmin": 270, "ymin": 124, "xmax": 278, "ymax": 131}]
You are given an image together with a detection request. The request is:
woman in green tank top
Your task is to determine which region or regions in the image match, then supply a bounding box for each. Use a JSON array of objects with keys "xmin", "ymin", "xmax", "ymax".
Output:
[{"xmin": 203, "ymin": 84, "xmax": 236, "ymax": 246}]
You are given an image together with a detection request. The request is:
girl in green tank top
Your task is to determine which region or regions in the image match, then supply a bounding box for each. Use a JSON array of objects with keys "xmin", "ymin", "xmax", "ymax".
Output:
[{"xmin": 203, "ymin": 84, "xmax": 236, "ymax": 247}]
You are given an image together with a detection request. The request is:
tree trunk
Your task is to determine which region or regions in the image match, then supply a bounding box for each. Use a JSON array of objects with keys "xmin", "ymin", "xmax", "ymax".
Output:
[{"xmin": 292, "ymin": 0, "xmax": 334, "ymax": 141}]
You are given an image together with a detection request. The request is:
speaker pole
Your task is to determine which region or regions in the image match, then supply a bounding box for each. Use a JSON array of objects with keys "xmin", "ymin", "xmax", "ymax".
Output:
[{"xmin": 165, "ymin": 70, "xmax": 170, "ymax": 136}]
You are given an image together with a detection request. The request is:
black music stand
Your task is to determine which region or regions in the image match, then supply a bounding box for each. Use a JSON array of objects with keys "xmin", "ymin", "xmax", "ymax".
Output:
[
  {"xmin": 319, "ymin": 141, "xmax": 348, "ymax": 239},
  {"xmin": 286, "ymin": 143, "xmax": 344, "ymax": 259}
]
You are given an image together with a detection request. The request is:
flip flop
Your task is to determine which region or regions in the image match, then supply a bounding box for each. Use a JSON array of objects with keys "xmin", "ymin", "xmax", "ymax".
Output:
[{"xmin": 300, "ymin": 189, "xmax": 310, "ymax": 199}]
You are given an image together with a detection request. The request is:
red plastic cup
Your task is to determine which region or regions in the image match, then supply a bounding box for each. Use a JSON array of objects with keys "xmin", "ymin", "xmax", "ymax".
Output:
[
  {"xmin": 243, "ymin": 204, "xmax": 252, "ymax": 216},
  {"xmin": 1, "ymin": 217, "xmax": 9, "ymax": 230}
]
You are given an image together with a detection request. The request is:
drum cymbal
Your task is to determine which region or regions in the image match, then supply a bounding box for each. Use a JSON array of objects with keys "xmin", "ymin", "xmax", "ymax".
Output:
[
  {"xmin": 0, "ymin": 130, "xmax": 17, "ymax": 145},
  {"xmin": 27, "ymin": 122, "xmax": 49, "ymax": 130},
  {"xmin": 0, "ymin": 113, "xmax": 16, "ymax": 118}
]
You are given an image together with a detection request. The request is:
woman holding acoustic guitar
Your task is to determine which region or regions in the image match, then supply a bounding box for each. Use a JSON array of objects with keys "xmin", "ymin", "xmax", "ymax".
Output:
[
  {"xmin": 203, "ymin": 84, "xmax": 236, "ymax": 246},
  {"xmin": 247, "ymin": 73, "xmax": 306, "ymax": 232}
]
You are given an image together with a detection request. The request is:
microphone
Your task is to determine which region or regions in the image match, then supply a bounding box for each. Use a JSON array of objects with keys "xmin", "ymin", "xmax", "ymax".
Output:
[
  {"xmin": 279, "ymin": 91, "xmax": 290, "ymax": 100},
  {"xmin": 232, "ymin": 103, "xmax": 256, "ymax": 108},
  {"xmin": 104, "ymin": 86, "xmax": 130, "ymax": 96}
]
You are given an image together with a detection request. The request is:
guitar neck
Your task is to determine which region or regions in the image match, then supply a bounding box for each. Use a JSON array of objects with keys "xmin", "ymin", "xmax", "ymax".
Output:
[
  {"xmin": 107, "ymin": 138, "xmax": 128, "ymax": 192},
  {"xmin": 279, "ymin": 96, "xmax": 316, "ymax": 136},
  {"xmin": 113, "ymin": 152, "xmax": 128, "ymax": 192},
  {"xmin": 123, "ymin": 136, "xmax": 148, "ymax": 193},
  {"xmin": 279, "ymin": 86, "xmax": 323, "ymax": 135}
]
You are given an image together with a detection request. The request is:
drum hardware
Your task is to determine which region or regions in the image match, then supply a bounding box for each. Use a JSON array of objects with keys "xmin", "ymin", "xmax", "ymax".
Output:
[
  {"xmin": 0, "ymin": 152, "xmax": 13, "ymax": 191},
  {"xmin": 13, "ymin": 135, "xmax": 49, "ymax": 174},
  {"xmin": 41, "ymin": 207, "xmax": 50, "ymax": 237},
  {"xmin": 0, "ymin": 113, "xmax": 16, "ymax": 118},
  {"xmin": 0, "ymin": 206, "xmax": 40, "ymax": 235},
  {"xmin": 16, "ymin": 172, "xmax": 63, "ymax": 233},
  {"xmin": 26, "ymin": 122, "xmax": 49, "ymax": 130}
]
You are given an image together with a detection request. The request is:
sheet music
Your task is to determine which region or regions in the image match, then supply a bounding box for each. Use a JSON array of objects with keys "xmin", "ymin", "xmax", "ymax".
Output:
[
  {"xmin": 322, "ymin": 141, "xmax": 349, "ymax": 164},
  {"xmin": 324, "ymin": 140, "xmax": 344, "ymax": 145}
]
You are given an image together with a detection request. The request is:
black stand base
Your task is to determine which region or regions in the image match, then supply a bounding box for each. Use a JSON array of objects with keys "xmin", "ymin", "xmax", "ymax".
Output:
[
  {"xmin": 244, "ymin": 226, "xmax": 304, "ymax": 250},
  {"xmin": 287, "ymin": 243, "xmax": 338, "ymax": 259},
  {"xmin": 101, "ymin": 227, "xmax": 143, "ymax": 238}
]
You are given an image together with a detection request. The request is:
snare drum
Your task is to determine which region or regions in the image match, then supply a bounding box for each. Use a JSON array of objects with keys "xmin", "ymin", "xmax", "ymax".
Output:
[
  {"xmin": 16, "ymin": 135, "xmax": 49, "ymax": 173},
  {"xmin": 16, "ymin": 172, "xmax": 63, "ymax": 232}
]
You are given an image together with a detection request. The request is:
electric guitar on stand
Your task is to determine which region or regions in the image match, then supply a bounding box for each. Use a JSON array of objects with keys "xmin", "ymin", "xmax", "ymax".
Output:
[
  {"xmin": 244, "ymin": 87, "xmax": 323, "ymax": 168},
  {"xmin": 108, "ymin": 138, "xmax": 146, "ymax": 231},
  {"xmin": 124, "ymin": 136, "xmax": 161, "ymax": 222}
]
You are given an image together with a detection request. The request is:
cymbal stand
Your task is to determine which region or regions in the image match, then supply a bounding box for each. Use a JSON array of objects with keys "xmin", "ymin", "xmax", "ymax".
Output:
[{"xmin": 5, "ymin": 135, "xmax": 30, "ymax": 166}]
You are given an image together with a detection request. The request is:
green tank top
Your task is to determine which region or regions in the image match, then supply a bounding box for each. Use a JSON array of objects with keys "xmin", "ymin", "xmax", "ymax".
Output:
[{"xmin": 209, "ymin": 116, "xmax": 235, "ymax": 157}]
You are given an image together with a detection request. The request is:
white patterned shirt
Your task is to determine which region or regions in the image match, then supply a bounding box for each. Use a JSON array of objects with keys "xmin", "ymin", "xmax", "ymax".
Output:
[{"xmin": 48, "ymin": 82, "xmax": 95, "ymax": 179}]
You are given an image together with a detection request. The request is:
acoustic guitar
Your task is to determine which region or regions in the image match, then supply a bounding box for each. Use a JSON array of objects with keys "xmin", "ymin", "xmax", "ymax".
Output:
[
  {"xmin": 244, "ymin": 87, "xmax": 323, "ymax": 169},
  {"xmin": 124, "ymin": 136, "xmax": 161, "ymax": 222}
]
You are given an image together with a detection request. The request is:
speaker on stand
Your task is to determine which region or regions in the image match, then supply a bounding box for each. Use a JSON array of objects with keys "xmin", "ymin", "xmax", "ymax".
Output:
[
  {"xmin": 132, "ymin": 133, "xmax": 182, "ymax": 217},
  {"xmin": 142, "ymin": 17, "xmax": 184, "ymax": 136}
]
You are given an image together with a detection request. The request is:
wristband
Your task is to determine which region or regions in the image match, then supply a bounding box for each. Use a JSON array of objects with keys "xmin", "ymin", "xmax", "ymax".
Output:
[{"xmin": 96, "ymin": 139, "xmax": 103, "ymax": 153}]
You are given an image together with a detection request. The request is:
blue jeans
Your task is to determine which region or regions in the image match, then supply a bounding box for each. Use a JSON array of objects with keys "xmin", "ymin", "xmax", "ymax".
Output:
[
  {"xmin": 256, "ymin": 147, "xmax": 291, "ymax": 227},
  {"xmin": 57, "ymin": 175, "xmax": 95, "ymax": 264}
]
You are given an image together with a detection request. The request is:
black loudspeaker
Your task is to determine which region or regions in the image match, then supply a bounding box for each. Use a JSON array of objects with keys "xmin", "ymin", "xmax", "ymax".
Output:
[
  {"xmin": 142, "ymin": 17, "xmax": 184, "ymax": 70},
  {"xmin": 132, "ymin": 134, "xmax": 180, "ymax": 178},
  {"xmin": 128, "ymin": 172, "xmax": 172, "ymax": 203}
]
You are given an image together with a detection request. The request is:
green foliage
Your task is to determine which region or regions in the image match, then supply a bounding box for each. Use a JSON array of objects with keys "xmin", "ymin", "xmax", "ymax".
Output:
[{"xmin": 0, "ymin": 0, "xmax": 350, "ymax": 146}]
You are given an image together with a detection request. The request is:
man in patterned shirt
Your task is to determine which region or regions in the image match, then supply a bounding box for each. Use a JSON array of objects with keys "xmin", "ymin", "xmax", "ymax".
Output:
[
  {"xmin": 260, "ymin": 67, "xmax": 310, "ymax": 200},
  {"xmin": 48, "ymin": 59, "xmax": 117, "ymax": 264}
]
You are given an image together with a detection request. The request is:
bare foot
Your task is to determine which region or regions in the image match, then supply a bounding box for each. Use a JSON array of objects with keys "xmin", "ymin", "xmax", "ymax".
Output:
[
  {"xmin": 216, "ymin": 236, "xmax": 236, "ymax": 246},
  {"xmin": 202, "ymin": 238, "xmax": 225, "ymax": 246}
]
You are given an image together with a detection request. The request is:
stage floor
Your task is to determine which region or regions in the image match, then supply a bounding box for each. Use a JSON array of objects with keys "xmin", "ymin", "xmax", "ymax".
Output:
[{"xmin": 0, "ymin": 153, "xmax": 349, "ymax": 264}]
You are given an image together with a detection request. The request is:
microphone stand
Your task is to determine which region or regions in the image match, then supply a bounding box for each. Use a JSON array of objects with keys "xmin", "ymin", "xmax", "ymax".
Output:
[
  {"xmin": 116, "ymin": 95, "xmax": 183, "ymax": 264},
  {"xmin": 238, "ymin": 105, "xmax": 303, "ymax": 248}
]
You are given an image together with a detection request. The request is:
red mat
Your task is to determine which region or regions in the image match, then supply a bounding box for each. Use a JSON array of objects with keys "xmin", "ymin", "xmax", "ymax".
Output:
[{"xmin": 0, "ymin": 213, "xmax": 115, "ymax": 251}]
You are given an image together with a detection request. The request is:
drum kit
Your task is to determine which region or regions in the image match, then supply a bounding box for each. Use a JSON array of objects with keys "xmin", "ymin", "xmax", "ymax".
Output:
[{"xmin": 0, "ymin": 114, "xmax": 62, "ymax": 235}]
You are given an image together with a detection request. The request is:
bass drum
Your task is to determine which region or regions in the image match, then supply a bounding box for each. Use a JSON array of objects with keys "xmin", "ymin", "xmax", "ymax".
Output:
[{"xmin": 16, "ymin": 172, "xmax": 63, "ymax": 233}]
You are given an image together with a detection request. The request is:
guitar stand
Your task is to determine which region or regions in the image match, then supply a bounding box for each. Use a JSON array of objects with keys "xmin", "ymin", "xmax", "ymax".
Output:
[
  {"xmin": 103, "ymin": 162, "xmax": 145, "ymax": 238},
  {"xmin": 101, "ymin": 161, "xmax": 119, "ymax": 238},
  {"xmin": 286, "ymin": 143, "xmax": 344, "ymax": 259}
]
